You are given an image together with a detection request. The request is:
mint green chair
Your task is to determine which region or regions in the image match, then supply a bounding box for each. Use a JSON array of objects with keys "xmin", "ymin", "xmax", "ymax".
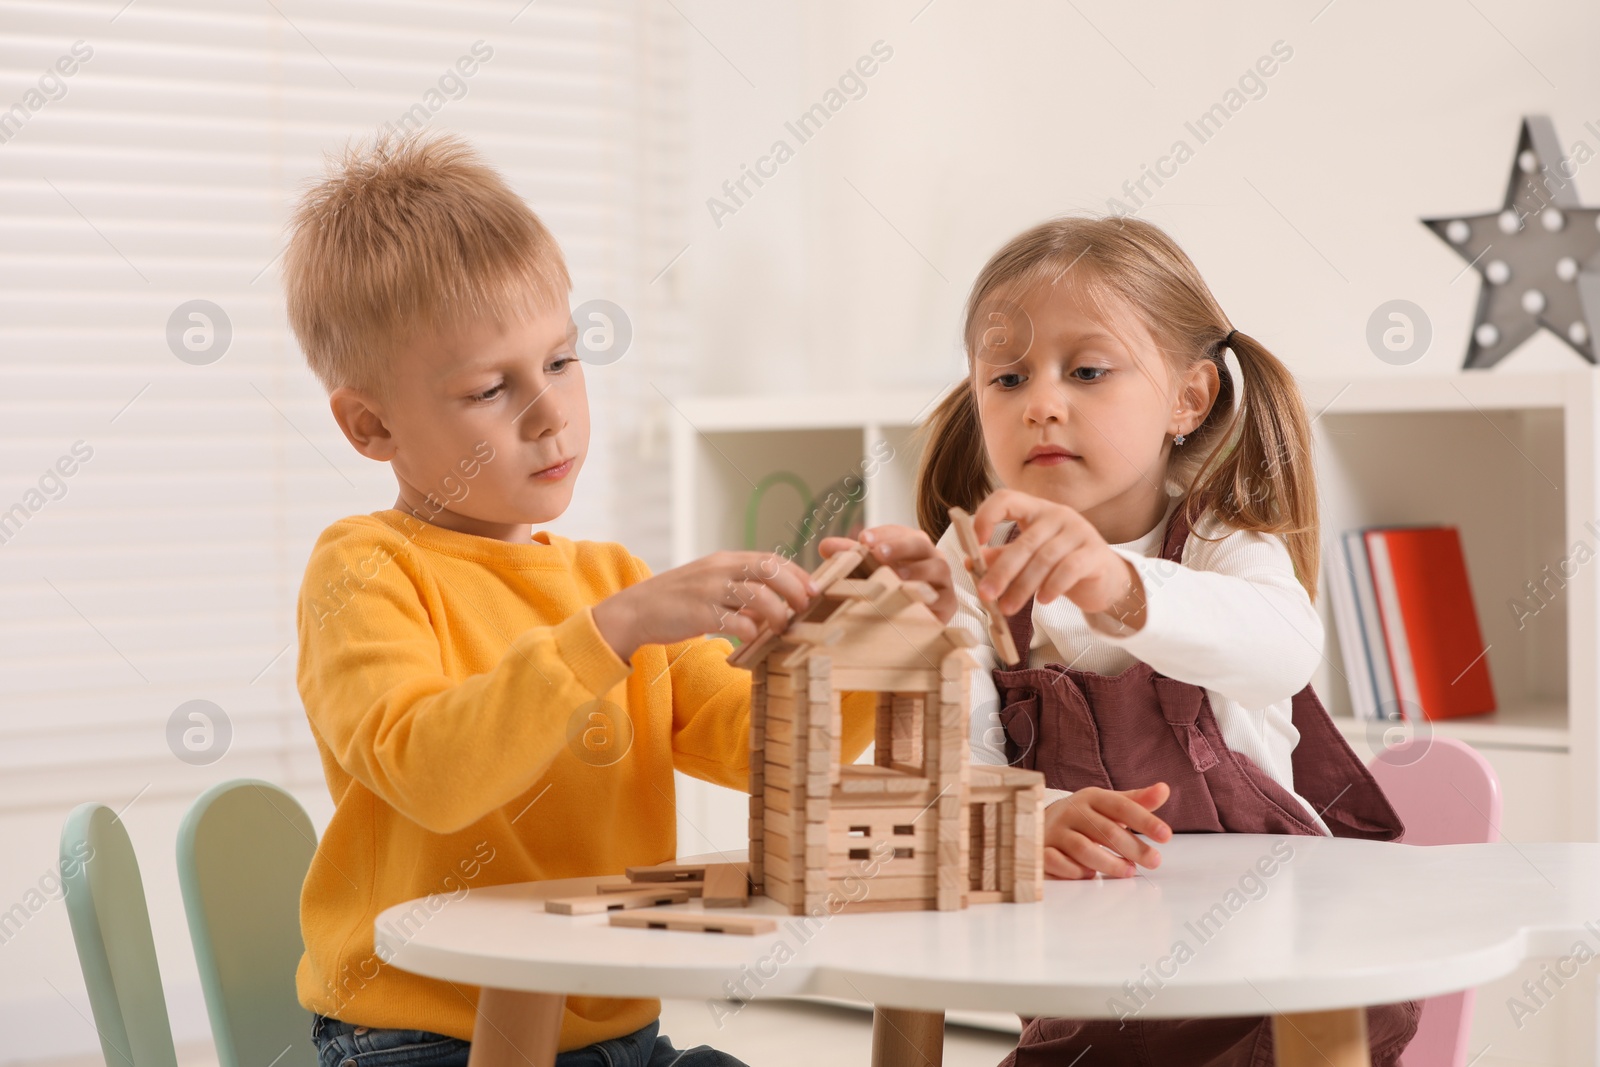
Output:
[
  {"xmin": 59, "ymin": 803, "xmax": 180, "ymax": 1067},
  {"xmin": 177, "ymin": 780, "xmax": 318, "ymax": 1067}
]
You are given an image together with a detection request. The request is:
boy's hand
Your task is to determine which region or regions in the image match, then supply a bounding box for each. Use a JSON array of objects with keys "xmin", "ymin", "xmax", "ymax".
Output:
[
  {"xmin": 971, "ymin": 489, "xmax": 1147, "ymax": 630},
  {"xmin": 1043, "ymin": 783, "xmax": 1172, "ymax": 879},
  {"xmin": 592, "ymin": 551, "xmax": 819, "ymax": 662},
  {"xmin": 819, "ymin": 525, "xmax": 956, "ymax": 624}
]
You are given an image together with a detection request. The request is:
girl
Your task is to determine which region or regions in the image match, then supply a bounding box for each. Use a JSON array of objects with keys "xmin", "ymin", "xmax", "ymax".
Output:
[{"xmin": 918, "ymin": 216, "xmax": 1419, "ymax": 1067}]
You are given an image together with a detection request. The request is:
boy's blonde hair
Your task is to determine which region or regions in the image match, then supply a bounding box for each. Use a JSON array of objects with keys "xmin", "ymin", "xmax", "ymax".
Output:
[
  {"xmin": 284, "ymin": 131, "xmax": 570, "ymax": 395},
  {"xmin": 917, "ymin": 215, "xmax": 1321, "ymax": 599}
]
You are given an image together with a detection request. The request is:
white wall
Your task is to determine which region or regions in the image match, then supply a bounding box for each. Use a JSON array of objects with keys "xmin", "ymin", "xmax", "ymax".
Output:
[{"xmin": 678, "ymin": 0, "xmax": 1600, "ymax": 398}]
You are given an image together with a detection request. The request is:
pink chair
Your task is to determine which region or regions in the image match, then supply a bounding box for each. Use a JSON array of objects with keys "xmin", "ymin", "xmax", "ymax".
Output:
[{"xmin": 1368, "ymin": 736, "xmax": 1502, "ymax": 1067}]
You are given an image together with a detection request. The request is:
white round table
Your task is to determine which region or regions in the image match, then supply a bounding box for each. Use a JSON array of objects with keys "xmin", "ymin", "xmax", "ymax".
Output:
[{"xmin": 377, "ymin": 835, "xmax": 1600, "ymax": 1067}]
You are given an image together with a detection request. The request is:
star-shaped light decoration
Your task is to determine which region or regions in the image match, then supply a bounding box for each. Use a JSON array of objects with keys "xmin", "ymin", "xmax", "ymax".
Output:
[{"xmin": 1424, "ymin": 116, "xmax": 1600, "ymax": 369}]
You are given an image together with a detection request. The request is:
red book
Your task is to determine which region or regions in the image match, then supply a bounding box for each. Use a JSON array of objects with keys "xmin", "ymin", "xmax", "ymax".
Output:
[{"xmin": 1364, "ymin": 526, "xmax": 1496, "ymax": 721}]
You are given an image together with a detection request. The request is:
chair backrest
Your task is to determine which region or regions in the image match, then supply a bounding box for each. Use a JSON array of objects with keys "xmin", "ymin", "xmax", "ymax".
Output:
[
  {"xmin": 60, "ymin": 803, "xmax": 180, "ymax": 1067},
  {"xmin": 177, "ymin": 780, "xmax": 318, "ymax": 1067},
  {"xmin": 1368, "ymin": 736, "xmax": 1501, "ymax": 846},
  {"xmin": 1368, "ymin": 735, "xmax": 1500, "ymax": 1067}
]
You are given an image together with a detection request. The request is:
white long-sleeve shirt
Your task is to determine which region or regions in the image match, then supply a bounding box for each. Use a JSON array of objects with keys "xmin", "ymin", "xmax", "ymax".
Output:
[{"xmin": 939, "ymin": 489, "xmax": 1331, "ymax": 835}]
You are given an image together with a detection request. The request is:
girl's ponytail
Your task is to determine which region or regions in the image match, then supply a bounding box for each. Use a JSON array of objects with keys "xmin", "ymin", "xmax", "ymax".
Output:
[
  {"xmin": 1185, "ymin": 328, "xmax": 1320, "ymax": 599},
  {"xmin": 915, "ymin": 384, "xmax": 992, "ymax": 543}
]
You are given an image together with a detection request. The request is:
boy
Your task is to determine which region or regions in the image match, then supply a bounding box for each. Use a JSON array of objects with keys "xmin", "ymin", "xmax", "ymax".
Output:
[{"xmin": 283, "ymin": 131, "xmax": 953, "ymax": 1066}]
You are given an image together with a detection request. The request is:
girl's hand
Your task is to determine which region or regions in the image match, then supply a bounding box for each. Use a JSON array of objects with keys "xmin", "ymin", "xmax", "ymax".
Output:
[
  {"xmin": 592, "ymin": 551, "xmax": 818, "ymax": 661},
  {"xmin": 1044, "ymin": 783, "xmax": 1172, "ymax": 879},
  {"xmin": 971, "ymin": 488, "xmax": 1146, "ymax": 628},
  {"xmin": 819, "ymin": 525, "xmax": 957, "ymax": 624}
]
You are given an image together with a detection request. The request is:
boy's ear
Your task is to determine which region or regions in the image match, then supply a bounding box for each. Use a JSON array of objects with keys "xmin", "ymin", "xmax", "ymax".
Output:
[{"xmin": 329, "ymin": 386, "xmax": 397, "ymax": 462}]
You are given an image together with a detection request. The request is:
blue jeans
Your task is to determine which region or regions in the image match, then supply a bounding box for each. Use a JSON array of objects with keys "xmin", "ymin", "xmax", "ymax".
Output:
[{"xmin": 312, "ymin": 1013, "xmax": 749, "ymax": 1067}]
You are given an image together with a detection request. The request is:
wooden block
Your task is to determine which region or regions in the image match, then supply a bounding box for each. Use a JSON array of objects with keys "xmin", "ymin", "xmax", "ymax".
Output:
[
  {"xmin": 765, "ymin": 784, "xmax": 792, "ymax": 813},
  {"xmin": 826, "ymin": 578, "xmax": 880, "ymax": 599},
  {"xmin": 546, "ymin": 888, "xmax": 689, "ymax": 914},
  {"xmin": 947, "ymin": 506, "xmax": 1020, "ymax": 665},
  {"xmin": 768, "ymin": 671, "xmax": 794, "ymax": 697},
  {"xmin": 766, "ymin": 738, "xmax": 794, "ymax": 768},
  {"xmin": 982, "ymin": 803, "xmax": 999, "ymax": 892},
  {"xmin": 968, "ymin": 890, "xmax": 1004, "ymax": 905},
  {"xmin": 626, "ymin": 863, "xmax": 707, "ymax": 883},
  {"xmin": 702, "ymin": 863, "xmax": 750, "ymax": 908},
  {"xmin": 832, "ymin": 668, "xmax": 940, "ymax": 693},
  {"xmin": 943, "ymin": 626, "xmax": 978, "ymax": 648},
  {"xmin": 609, "ymin": 912, "xmax": 776, "ymax": 936},
  {"xmin": 807, "ymin": 656, "xmax": 832, "ymax": 700},
  {"xmin": 836, "ymin": 895, "xmax": 938, "ymax": 914},
  {"xmin": 840, "ymin": 875, "xmax": 935, "ymax": 899},
  {"xmin": 788, "ymin": 621, "xmax": 845, "ymax": 646},
  {"xmin": 767, "ymin": 693, "xmax": 794, "ymax": 724},
  {"xmin": 598, "ymin": 879, "xmax": 702, "ymax": 898},
  {"xmin": 812, "ymin": 543, "xmax": 869, "ymax": 587}
]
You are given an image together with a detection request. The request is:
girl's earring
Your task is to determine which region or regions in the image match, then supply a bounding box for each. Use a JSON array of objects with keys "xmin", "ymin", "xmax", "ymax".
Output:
[{"xmin": 1173, "ymin": 432, "xmax": 1187, "ymax": 446}]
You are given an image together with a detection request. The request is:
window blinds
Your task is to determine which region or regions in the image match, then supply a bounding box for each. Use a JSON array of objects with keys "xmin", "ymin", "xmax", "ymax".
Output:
[{"xmin": 0, "ymin": 0, "xmax": 687, "ymax": 811}]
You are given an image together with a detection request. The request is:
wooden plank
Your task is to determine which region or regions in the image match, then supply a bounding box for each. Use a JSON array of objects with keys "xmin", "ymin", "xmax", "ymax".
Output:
[
  {"xmin": 830, "ymin": 804, "xmax": 936, "ymax": 832},
  {"xmin": 836, "ymin": 875, "xmax": 935, "ymax": 899},
  {"xmin": 788, "ymin": 621, "xmax": 845, "ymax": 646},
  {"xmin": 831, "ymin": 668, "xmax": 940, "ymax": 693},
  {"xmin": 825, "ymin": 578, "xmax": 880, "ymax": 599},
  {"xmin": 767, "ymin": 671, "xmax": 794, "ymax": 697},
  {"xmin": 983, "ymin": 802, "xmax": 998, "ymax": 892},
  {"xmin": 703, "ymin": 863, "xmax": 750, "ymax": 907},
  {"xmin": 609, "ymin": 912, "xmax": 777, "ymax": 936},
  {"xmin": 626, "ymin": 863, "xmax": 709, "ymax": 883},
  {"xmin": 546, "ymin": 888, "xmax": 689, "ymax": 915},
  {"xmin": 598, "ymin": 880, "xmax": 702, "ymax": 898},
  {"xmin": 947, "ymin": 506, "xmax": 1019, "ymax": 664},
  {"xmin": 968, "ymin": 890, "xmax": 1004, "ymax": 905},
  {"xmin": 766, "ymin": 738, "xmax": 794, "ymax": 769},
  {"xmin": 833, "ymin": 896, "xmax": 937, "ymax": 914},
  {"xmin": 873, "ymin": 691, "xmax": 895, "ymax": 767}
]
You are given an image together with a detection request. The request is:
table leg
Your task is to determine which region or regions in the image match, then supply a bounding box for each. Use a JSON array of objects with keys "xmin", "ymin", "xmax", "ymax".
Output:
[
  {"xmin": 467, "ymin": 988, "xmax": 565, "ymax": 1067},
  {"xmin": 1272, "ymin": 1007, "xmax": 1371, "ymax": 1067},
  {"xmin": 871, "ymin": 1006, "xmax": 945, "ymax": 1067}
]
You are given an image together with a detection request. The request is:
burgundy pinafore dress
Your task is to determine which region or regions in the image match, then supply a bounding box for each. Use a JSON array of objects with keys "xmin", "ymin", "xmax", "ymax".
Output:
[{"xmin": 991, "ymin": 500, "xmax": 1421, "ymax": 1067}]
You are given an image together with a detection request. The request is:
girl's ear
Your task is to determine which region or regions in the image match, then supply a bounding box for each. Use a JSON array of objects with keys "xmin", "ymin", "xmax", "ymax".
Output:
[
  {"xmin": 1170, "ymin": 357, "xmax": 1221, "ymax": 436},
  {"xmin": 330, "ymin": 386, "xmax": 397, "ymax": 461}
]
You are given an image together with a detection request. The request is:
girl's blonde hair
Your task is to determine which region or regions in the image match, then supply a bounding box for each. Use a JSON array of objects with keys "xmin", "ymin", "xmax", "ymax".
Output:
[{"xmin": 916, "ymin": 215, "xmax": 1320, "ymax": 599}]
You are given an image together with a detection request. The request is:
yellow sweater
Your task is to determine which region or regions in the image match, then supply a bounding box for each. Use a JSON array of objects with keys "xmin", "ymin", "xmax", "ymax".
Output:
[{"xmin": 293, "ymin": 510, "xmax": 876, "ymax": 1047}]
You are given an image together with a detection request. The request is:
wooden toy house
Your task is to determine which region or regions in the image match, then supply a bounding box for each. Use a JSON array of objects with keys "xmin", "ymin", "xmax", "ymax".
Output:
[{"xmin": 728, "ymin": 545, "xmax": 1046, "ymax": 914}]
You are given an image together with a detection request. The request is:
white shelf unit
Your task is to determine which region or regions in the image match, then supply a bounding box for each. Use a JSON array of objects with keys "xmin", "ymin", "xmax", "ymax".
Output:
[
  {"xmin": 670, "ymin": 371, "xmax": 1600, "ymax": 846},
  {"xmin": 1302, "ymin": 370, "xmax": 1597, "ymax": 846},
  {"xmin": 669, "ymin": 389, "xmax": 950, "ymax": 567}
]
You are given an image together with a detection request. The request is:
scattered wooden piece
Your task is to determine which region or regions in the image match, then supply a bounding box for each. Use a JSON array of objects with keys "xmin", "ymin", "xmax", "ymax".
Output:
[
  {"xmin": 702, "ymin": 863, "xmax": 750, "ymax": 908},
  {"xmin": 545, "ymin": 888, "xmax": 689, "ymax": 915},
  {"xmin": 609, "ymin": 912, "xmax": 776, "ymax": 936},
  {"xmin": 598, "ymin": 880, "xmax": 702, "ymax": 897},
  {"xmin": 948, "ymin": 506, "xmax": 1020, "ymax": 666},
  {"xmin": 625, "ymin": 862, "xmax": 707, "ymax": 883}
]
